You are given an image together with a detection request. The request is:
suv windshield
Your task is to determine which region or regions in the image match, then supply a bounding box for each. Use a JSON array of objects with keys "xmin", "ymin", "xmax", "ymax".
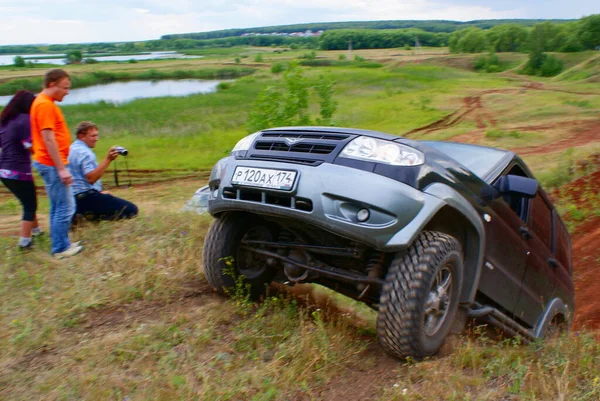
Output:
[{"xmin": 423, "ymin": 141, "xmax": 508, "ymax": 180}]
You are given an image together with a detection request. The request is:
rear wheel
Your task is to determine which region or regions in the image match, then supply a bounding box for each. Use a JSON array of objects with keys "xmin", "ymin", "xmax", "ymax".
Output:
[
  {"xmin": 377, "ymin": 231, "xmax": 463, "ymax": 359},
  {"xmin": 203, "ymin": 212, "xmax": 277, "ymax": 299},
  {"xmin": 543, "ymin": 314, "xmax": 568, "ymax": 340}
]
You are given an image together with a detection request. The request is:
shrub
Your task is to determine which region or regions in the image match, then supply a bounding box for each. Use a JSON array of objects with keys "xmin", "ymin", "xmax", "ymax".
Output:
[
  {"xmin": 254, "ymin": 54, "xmax": 264, "ymax": 62},
  {"xmin": 270, "ymin": 62, "xmax": 286, "ymax": 74},
  {"xmin": 299, "ymin": 51, "xmax": 316, "ymax": 60},
  {"xmin": 473, "ymin": 51, "xmax": 502, "ymax": 73},
  {"xmin": 539, "ymin": 55, "xmax": 564, "ymax": 76},
  {"xmin": 13, "ymin": 56, "xmax": 25, "ymax": 67},
  {"xmin": 246, "ymin": 62, "xmax": 337, "ymax": 132},
  {"xmin": 521, "ymin": 52, "xmax": 563, "ymax": 77}
]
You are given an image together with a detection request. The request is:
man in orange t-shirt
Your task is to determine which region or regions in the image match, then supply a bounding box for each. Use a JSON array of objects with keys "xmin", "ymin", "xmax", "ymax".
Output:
[{"xmin": 31, "ymin": 69, "xmax": 82, "ymax": 258}]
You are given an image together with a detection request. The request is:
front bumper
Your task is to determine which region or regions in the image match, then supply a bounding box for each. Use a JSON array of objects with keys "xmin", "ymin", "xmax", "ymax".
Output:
[{"xmin": 207, "ymin": 157, "xmax": 446, "ymax": 251}]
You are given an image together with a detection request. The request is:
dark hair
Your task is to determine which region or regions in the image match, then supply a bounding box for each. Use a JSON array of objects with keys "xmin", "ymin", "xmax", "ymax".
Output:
[
  {"xmin": 0, "ymin": 90, "xmax": 36, "ymax": 126},
  {"xmin": 76, "ymin": 121, "xmax": 98, "ymax": 137},
  {"xmin": 44, "ymin": 68, "xmax": 70, "ymax": 88}
]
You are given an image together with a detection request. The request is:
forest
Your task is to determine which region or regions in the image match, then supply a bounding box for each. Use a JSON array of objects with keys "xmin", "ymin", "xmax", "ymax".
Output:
[{"xmin": 1, "ymin": 15, "xmax": 598, "ymax": 56}]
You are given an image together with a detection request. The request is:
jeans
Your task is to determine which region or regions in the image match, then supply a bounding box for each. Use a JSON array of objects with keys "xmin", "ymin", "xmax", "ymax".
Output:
[
  {"xmin": 75, "ymin": 190, "xmax": 138, "ymax": 221},
  {"xmin": 33, "ymin": 162, "xmax": 75, "ymax": 254}
]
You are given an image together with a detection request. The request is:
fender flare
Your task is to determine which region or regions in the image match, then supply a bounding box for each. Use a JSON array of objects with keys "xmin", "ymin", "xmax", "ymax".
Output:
[
  {"xmin": 423, "ymin": 183, "xmax": 486, "ymax": 303},
  {"xmin": 534, "ymin": 298, "xmax": 571, "ymax": 338}
]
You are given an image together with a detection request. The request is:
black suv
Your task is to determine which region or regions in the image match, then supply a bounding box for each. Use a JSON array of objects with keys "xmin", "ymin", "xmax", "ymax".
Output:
[{"xmin": 202, "ymin": 126, "xmax": 574, "ymax": 359}]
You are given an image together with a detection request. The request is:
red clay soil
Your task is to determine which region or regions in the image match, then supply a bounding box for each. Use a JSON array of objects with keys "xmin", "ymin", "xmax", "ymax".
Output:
[
  {"xmin": 511, "ymin": 120, "xmax": 600, "ymax": 156},
  {"xmin": 405, "ymin": 89, "xmax": 513, "ymax": 137},
  {"xmin": 552, "ymin": 171, "xmax": 600, "ymax": 331}
]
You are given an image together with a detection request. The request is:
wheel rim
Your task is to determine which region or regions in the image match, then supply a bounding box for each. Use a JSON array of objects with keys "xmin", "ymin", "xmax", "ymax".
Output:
[
  {"xmin": 423, "ymin": 264, "xmax": 453, "ymax": 337},
  {"xmin": 238, "ymin": 225, "xmax": 272, "ymax": 279}
]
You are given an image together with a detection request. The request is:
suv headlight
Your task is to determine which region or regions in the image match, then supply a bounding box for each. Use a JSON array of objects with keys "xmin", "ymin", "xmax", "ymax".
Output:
[
  {"xmin": 231, "ymin": 132, "xmax": 260, "ymax": 153},
  {"xmin": 339, "ymin": 136, "xmax": 424, "ymax": 166}
]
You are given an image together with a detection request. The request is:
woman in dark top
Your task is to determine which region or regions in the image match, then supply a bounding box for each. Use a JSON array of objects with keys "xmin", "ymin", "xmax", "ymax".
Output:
[{"xmin": 0, "ymin": 90, "xmax": 43, "ymax": 249}]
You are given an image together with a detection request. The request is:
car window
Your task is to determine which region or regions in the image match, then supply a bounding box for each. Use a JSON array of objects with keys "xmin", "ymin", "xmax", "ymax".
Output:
[
  {"xmin": 423, "ymin": 141, "xmax": 508, "ymax": 180},
  {"xmin": 530, "ymin": 192, "xmax": 553, "ymax": 251}
]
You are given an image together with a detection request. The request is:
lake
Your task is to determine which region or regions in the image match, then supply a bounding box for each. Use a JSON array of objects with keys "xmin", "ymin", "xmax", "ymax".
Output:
[
  {"xmin": 0, "ymin": 51, "xmax": 201, "ymax": 66},
  {"xmin": 0, "ymin": 79, "xmax": 222, "ymax": 106}
]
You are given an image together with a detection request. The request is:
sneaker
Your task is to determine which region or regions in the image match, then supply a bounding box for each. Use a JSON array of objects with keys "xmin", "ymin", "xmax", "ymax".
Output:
[
  {"xmin": 53, "ymin": 243, "xmax": 83, "ymax": 259},
  {"xmin": 18, "ymin": 243, "xmax": 33, "ymax": 251},
  {"xmin": 31, "ymin": 229, "xmax": 44, "ymax": 237}
]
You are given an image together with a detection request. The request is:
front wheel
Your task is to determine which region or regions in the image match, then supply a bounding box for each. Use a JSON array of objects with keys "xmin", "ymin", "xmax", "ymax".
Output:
[
  {"xmin": 202, "ymin": 212, "xmax": 277, "ymax": 300},
  {"xmin": 377, "ymin": 231, "xmax": 463, "ymax": 359}
]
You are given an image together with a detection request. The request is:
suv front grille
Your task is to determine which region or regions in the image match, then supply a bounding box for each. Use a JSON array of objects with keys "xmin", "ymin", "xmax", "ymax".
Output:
[
  {"xmin": 255, "ymin": 142, "xmax": 335, "ymax": 154},
  {"xmin": 246, "ymin": 130, "xmax": 354, "ymax": 164},
  {"xmin": 222, "ymin": 187, "xmax": 313, "ymax": 212},
  {"xmin": 249, "ymin": 155, "xmax": 322, "ymax": 166}
]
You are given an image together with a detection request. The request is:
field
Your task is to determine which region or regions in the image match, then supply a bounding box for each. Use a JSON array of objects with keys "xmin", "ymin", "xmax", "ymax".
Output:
[{"xmin": 1, "ymin": 47, "xmax": 599, "ymax": 400}]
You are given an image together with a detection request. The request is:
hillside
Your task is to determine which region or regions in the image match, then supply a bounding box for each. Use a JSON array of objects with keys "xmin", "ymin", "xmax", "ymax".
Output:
[{"xmin": 1, "ymin": 49, "xmax": 599, "ymax": 400}]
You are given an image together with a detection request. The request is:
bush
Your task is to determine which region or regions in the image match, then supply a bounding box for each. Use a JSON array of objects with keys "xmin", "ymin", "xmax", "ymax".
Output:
[
  {"xmin": 521, "ymin": 52, "xmax": 564, "ymax": 77},
  {"xmin": 299, "ymin": 51, "xmax": 316, "ymax": 60},
  {"xmin": 246, "ymin": 62, "xmax": 337, "ymax": 132},
  {"xmin": 539, "ymin": 55, "xmax": 564, "ymax": 76},
  {"xmin": 84, "ymin": 58, "xmax": 98, "ymax": 64},
  {"xmin": 473, "ymin": 51, "xmax": 502, "ymax": 73},
  {"xmin": 254, "ymin": 54, "xmax": 264, "ymax": 62},
  {"xmin": 270, "ymin": 62, "xmax": 286, "ymax": 74},
  {"xmin": 13, "ymin": 56, "xmax": 25, "ymax": 67}
]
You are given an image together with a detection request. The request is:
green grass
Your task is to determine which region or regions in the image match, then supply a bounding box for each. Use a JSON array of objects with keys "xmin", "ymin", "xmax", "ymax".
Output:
[
  {"xmin": 1, "ymin": 49, "xmax": 600, "ymax": 398},
  {"xmin": 1, "ymin": 180, "xmax": 598, "ymax": 400},
  {"xmin": 0, "ymin": 67, "xmax": 255, "ymax": 95}
]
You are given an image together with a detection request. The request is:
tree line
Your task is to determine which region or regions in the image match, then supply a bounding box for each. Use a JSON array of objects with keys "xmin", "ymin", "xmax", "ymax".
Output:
[
  {"xmin": 449, "ymin": 15, "xmax": 600, "ymax": 53},
  {"xmin": 2, "ymin": 16, "xmax": 597, "ymax": 58},
  {"xmin": 161, "ymin": 19, "xmax": 572, "ymax": 40}
]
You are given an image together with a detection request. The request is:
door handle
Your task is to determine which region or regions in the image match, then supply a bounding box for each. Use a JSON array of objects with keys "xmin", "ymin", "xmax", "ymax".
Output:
[{"xmin": 519, "ymin": 226, "xmax": 532, "ymax": 240}]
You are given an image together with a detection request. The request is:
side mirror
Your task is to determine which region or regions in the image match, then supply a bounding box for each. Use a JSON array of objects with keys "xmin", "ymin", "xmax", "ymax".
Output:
[
  {"xmin": 494, "ymin": 175, "xmax": 538, "ymax": 198},
  {"xmin": 480, "ymin": 185, "xmax": 501, "ymax": 201}
]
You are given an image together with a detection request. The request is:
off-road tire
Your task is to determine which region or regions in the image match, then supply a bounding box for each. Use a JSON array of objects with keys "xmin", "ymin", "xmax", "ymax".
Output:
[
  {"xmin": 377, "ymin": 231, "xmax": 463, "ymax": 359},
  {"xmin": 543, "ymin": 314, "xmax": 568, "ymax": 340},
  {"xmin": 202, "ymin": 212, "xmax": 276, "ymax": 300}
]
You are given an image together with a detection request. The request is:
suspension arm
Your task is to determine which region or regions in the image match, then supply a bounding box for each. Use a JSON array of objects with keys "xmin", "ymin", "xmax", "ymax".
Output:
[
  {"xmin": 242, "ymin": 240, "xmax": 363, "ymax": 258},
  {"xmin": 241, "ymin": 246, "xmax": 383, "ymax": 286}
]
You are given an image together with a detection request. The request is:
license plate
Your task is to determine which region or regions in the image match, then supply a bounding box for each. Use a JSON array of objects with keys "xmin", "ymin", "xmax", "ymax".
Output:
[{"xmin": 231, "ymin": 166, "xmax": 297, "ymax": 191}]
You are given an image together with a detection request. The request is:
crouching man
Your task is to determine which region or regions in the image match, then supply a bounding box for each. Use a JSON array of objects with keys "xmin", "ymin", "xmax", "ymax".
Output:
[{"xmin": 68, "ymin": 121, "xmax": 138, "ymax": 221}]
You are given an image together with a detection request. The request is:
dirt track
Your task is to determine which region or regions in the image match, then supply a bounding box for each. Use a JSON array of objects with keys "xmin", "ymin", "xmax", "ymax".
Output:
[
  {"xmin": 406, "ymin": 82, "xmax": 600, "ymax": 156},
  {"xmin": 1, "ymin": 78, "xmax": 599, "ymax": 399}
]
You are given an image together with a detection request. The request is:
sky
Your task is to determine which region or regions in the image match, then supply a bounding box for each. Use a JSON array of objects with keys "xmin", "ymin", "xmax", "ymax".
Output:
[{"xmin": 1, "ymin": 0, "xmax": 598, "ymax": 46}]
